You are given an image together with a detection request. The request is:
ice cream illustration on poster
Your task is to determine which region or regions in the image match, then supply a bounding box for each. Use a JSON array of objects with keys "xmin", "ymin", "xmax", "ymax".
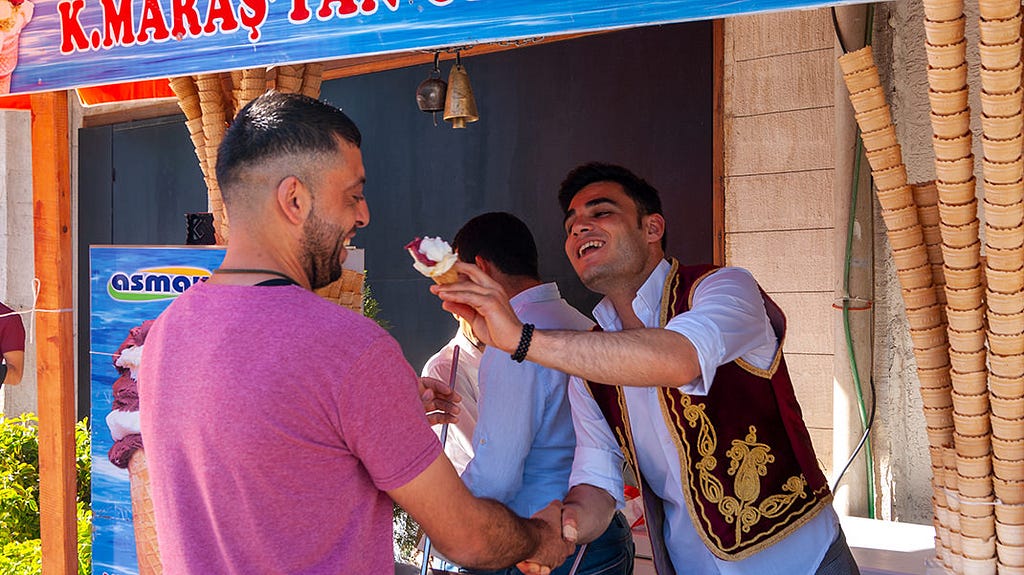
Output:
[{"xmin": 0, "ymin": 0, "xmax": 32, "ymax": 94}]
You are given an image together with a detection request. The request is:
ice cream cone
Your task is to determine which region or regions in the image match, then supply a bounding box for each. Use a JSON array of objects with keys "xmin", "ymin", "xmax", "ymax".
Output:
[
  {"xmin": 921, "ymin": 205, "xmax": 943, "ymax": 228},
  {"xmin": 936, "ymin": 155, "xmax": 977, "ymax": 185},
  {"xmin": 984, "ymin": 179, "xmax": 1024, "ymax": 205},
  {"xmin": 906, "ymin": 285, "xmax": 941, "ymax": 310},
  {"xmin": 169, "ymin": 77, "xmax": 201, "ymax": 119},
  {"xmin": 937, "ymin": 179, "xmax": 974, "ymax": 205},
  {"xmin": 934, "ymin": 132, "xmax": 974, "ymax": 161},
  {"xmin": 996, "ymin": 502, "xmax": 1024, "ymax": 524},
  {"xmin": 941, "ymin": 219, "xmax": 982, "ymax": 249},
  {"xmin": 956, "ymin": 431, "xmax": 994, "ymax": 457},
  {"xmin": 932, "ymin": 110, "xmax": 972, "ymax": 139},
  {"xmin": 986, "ymin": 268, "xmax": 1024, "ymax": 294},
  {"xmin": 981, "ymin": 88, "xmax": 1023, "ymax": 118},
  {"xmin": 929, "ymin": 63, "xmax": 969, "ymax": 91},
  {"xmin": 979, "ymin": 0, "xmax": 1022, "ymax": 23},
  {"xmin": 986, "ymin": 245, "xmax": 1024, "ymax": 272},
  {"xmin": 314, "ymin": 269, "xmax": 365, "ymax": 313},
  {"xmin": 980, "ymin": 39, "xmax": 1024, "ymax": 71},
  {"xmin": 917, "ymin": 344, "xmax": 951, "ymax": 368},
  {"xmin": 926, "ymin": 15, "xmax": 967, "ymax": 46},
  {"xmin": 925, "ymin": 224, "xmax": 945, "ymax": 245},
  {"xmin": 993, "ymin": 457, "xmax": 1024, "ymax": 481},
  {"xmin": 898, "ymin": 262, "xmax": 935, "ymax": 290},
  {"xmin": 888, "ymin": 223, "xmax": 925, "ymax": 249},
  {"xmin": 994, "ymin": 437, "xmax": 1024, "ymax": 461},
  {"xmin": 927, "ymin": 423, "xmax": 955, "ymax": 445},
  {"xmin": 844, "ymin": 65, "xmax": 882, "ymax": 94},
  {"xmin": 984, "ymin": 200, "xmax": 1024, "ymax": 228},
  {"xmin": 881, "ymin": 204, "xmax": 921, "ymax": 230},
  {"xmin": 914, "ymin": 324, "xmax": 950, "ymax": 349},
  {"xmin": 873, "ymin": 163, "xmax": 909, "ymax": 191},
  {"xmin": 922, "ymin": 384, "xmax": 956, "ymax": 409},
  {"xmin": 991, "ymin": 411, "xmax": 1024, "ymax": 437},
  {"xmin": 946, "ymin": 302, "xmax": 986, "ymax": 330},
  {"xmin": 995, "ymin": 477, "xmax": 1024, "ymax": 504},
  {"xmin": 855, "ymin": 104, "xmax": 893, "ymax": 133},
  {"xmin": 927, "ymin": 39, "xmax": 968, "ymax": 69},
  {"xmin": 948, "ymin": 326, "xmax": 986, "ymax": 351},
  {"xmin": 946, "ymin": 284, "xmax": 984, "ymax": 310},
  {"xmin": 274, "ymin": 64, "xmax": 304, "ymax": 94},
  {"xmin": 929, "ymin": 86, "xmax": 971, "ymax": 116},
  {"xmin": 961, "ymin": 513, "xmax": 996, "ymax": 541},
  {"xmin": 894, "ymin": 244, "xmax": 931, "ymax": 271},
  {"xmin": 982, "ymin": 112, "xmax": 1024, "ymax": 141},
  {"xmin": 951, "ymin": 348, "xmax": 988, "ymax": 372},
  {"xmin": 991, "ymin": 382, "xmax": 1024, "ymax": 409},
  {"xmin": 955, "ymin": 412, "xmax": 994, "ymax": 436},
  {"xmin": 849, "ymin": 85, "xmax": 888, "ymax": 114},
  {"xmin": 991, "ymin": 394, "xmax": 1024, "ymax": 420},
  {"xmin": 301, "ymin": 62, "xmax": 323, "ymax": 99},
  {"xmin": 867, "ymin": 145, "xmax": 904, "ymax": 171},
  {"xmin": 926, "ymin": 405, "xmax": 957, "ymax": 428},
  {"xmin": 983, "ymin": 134, "xmax": 1024, "ymax": 163},
  {"xmin": 981, "ymin": 63, "xmax": 1024, "ymax": 95},
  {"xmin": 986, "ymin": 224, "xmax": 1024, "ymax": 249},
  {"xmin": 954, "ymin": 390, "xmax": 992, "ymax": 417},
  {"xmin": 876, "ymin": 183, "xmax": 917, "ymax": 210},
  {"xmin": 862, "ymin": 124, "xmax": 899, "ymax": 152},
  {"xmin": 128, "ymin": 449, "xmax": 163, "ymax": 575},
  {"xmin": 839, "ymin": 45, "xmax": 875, "ymax": 76},
  {"xmin": 987, "ymin": 306, "xmax": 1024, "ymax": 333},
  {"xmin": 923, "ymin": 0, "xmax": 964, "ymax": 22},
  {"xmin": 980, "ymin": 15, "xmax": 1022, "ymax": 45},
  {"xmin": 952, "ymin": 369, "xmax": 989, "ymax": 395},
  {"xmin": 941, "ymin": 200, "xmax": 981, "ymax": 227},
  {"xmin": 431, "ymin": 267, "xmax": 460, "ymax": 285},
  {"xmin": 988, "ymin": 331, "xmax": 1024, "ymax": 355},
  {"xmin": 961, "ymin": 535, "xmax": 996, "ymax": 561}
]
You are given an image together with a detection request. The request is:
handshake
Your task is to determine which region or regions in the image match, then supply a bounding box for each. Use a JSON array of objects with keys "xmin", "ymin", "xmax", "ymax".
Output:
[{"xmin": 516, "ymin": 499, "xmax": 585, "ymax": 575}]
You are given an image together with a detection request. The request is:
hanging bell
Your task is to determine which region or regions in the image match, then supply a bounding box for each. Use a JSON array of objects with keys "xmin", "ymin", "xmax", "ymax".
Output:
[
  {"xmin": 443, "ymin": 60, "xmax": 479, "ymax": 129},
  {"xmin": 416, "ymin": 54, "xmax": 447, "ymax": 114}
]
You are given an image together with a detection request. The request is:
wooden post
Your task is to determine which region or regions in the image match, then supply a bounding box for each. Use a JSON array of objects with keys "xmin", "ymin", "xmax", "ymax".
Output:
[{"xmin": 30, "ymin": 90, "xmax": 77, "ymax": 575}]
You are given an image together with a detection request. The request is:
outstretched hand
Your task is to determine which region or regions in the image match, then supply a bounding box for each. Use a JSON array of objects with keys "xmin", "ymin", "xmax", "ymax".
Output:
[
  {"xmin": 430, "ymin": 262, "xmax": 523, "ymax": 354},
  {"xmin": 515, "ymin": 500, "xmax": 577, "ymax": 575},
  {"xmin": 418, "ymin": 376, "xmax": 461, "ymax": 425}
]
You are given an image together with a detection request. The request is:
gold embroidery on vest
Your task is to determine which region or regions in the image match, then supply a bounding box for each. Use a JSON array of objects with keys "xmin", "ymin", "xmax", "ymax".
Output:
[{"xmin": 677, "ymin": 396, "xmax": 811, "ymax": 549}]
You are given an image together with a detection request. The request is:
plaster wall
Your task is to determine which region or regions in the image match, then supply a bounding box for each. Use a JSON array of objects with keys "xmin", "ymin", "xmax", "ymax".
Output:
[
  {"xmin": 0, "ymin": 110, "xmax": 37, "ymax": 416},
  {"xmin": 868, "ymin": 0, "xmax": 984, "ymax": 525},
  {"xmin": 723, "ymin": 8, "xmax": 840, "ymax": 476}
]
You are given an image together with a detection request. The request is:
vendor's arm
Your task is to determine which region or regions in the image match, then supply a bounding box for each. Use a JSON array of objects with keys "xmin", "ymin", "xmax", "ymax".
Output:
[
  {"xmin": 563, "ymin": 375, "xmax": 623, "ymax": 543},
  {"xmin": 2, "ymin": 350, "xmax": 23, "ymax": 386},
  {"xmin": 433, "ymin": 263, "xmax": 771, "ymax": 389},
  {"xmin": 389, "ymin": 455, "xmax": 572, "ymax": 572}
]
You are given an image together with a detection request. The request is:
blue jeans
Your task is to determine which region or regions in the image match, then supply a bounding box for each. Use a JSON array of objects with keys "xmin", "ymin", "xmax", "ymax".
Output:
[{"xmin": 456, "ymin": 511, "xmax": 635, "ymax": 575}]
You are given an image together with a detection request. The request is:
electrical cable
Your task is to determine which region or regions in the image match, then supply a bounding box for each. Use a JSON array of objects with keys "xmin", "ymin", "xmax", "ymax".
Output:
[{"xmin": 829, "ymin": 3, "xmax": 878, "ymax": 518}]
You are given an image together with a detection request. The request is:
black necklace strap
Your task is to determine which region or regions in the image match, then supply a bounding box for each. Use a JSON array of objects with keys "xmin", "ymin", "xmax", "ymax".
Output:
[{"xmin": 215, "ymin": 268, "xmax": 299, "ymax": 287}]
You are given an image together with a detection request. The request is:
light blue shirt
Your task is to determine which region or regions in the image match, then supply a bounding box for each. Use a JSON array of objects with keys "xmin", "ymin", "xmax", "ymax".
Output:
[
  {"xmin": 569, "ymin": 259, "xmax": 839, "ymax": 575},
  {"xmin": 462, "ymin": 282, "xmax": 594, "ymax": 518}
]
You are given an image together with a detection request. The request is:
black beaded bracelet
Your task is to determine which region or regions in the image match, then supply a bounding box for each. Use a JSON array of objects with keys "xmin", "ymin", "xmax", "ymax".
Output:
[{"xmin": 510, "ymin": 323, "xmax": 535, "ymax": 363}]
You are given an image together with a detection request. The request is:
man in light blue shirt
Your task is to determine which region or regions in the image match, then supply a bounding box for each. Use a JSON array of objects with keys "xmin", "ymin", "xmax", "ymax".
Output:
[{"xmin": 451, "ymin": 212, "xmax": 634, "ymax": 575}]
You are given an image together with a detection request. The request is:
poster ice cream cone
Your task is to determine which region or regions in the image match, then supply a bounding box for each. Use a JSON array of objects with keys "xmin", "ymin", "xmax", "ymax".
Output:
[{"xmin": 0, "ymin": 0, "xmax": 31, "ymax": 94}]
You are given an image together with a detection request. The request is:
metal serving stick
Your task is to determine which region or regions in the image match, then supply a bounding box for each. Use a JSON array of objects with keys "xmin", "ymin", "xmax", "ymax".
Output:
[
  {"xmin": 566, "ymin": 543, "xmax": 588, "ymax": 575},
  {"xmin": 420, "ymin": 346, "xmax": 460, "ymax": 575}
]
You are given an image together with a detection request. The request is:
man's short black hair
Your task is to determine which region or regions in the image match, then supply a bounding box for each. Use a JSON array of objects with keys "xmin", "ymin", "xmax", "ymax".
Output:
[
  {"xmin": 216, "ymin": 91, "xmax": 362, "ymax": 204},
  {"xmin": 453, "ymin": 212, "xmax": 540, "ymax": 280},
  {"xmin": 558, "ymin": 162, "xmax": 666, "ymax": 250}
]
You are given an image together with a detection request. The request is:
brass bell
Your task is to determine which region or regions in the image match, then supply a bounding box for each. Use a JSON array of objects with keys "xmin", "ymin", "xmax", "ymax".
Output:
[
  {"xmin": 416, "ymin": 53, "xmax": 447, "ymax": 115},
  {"xmin": 443, "ymin": 55, "xmax": 479, "ymax": 129}
]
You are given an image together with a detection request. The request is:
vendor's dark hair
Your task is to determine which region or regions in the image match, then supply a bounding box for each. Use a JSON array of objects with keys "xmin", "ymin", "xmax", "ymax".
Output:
[
  {"xmin": 216, "ymin": 91, "xmax": 362, "ymax": 197},
  {"xmin": 454, "ymin": 212, "xmax": 540, "ymax": 280},
  {"xmin": 558, "ymin": 162, "xmax": 666, "ymax": 250}
]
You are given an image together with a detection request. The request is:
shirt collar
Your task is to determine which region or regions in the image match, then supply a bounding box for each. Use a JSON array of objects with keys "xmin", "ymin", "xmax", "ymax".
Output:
[
  {"xmin": 592, "ymin": 258, "xmax": 672, "ymax": 330},
  {"xmin": 509, "ymin": 282, "xmax": 561, "ymax": 311}
]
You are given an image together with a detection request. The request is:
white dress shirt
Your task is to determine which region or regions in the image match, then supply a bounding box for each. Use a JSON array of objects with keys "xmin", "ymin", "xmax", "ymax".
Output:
[
  {"xmin": 568, "ymin": 259, "xmax": 839, "ymax": 575},
  {"xmin": 421, "ymin": 329, "xmax": 483, "ymax": 475}
]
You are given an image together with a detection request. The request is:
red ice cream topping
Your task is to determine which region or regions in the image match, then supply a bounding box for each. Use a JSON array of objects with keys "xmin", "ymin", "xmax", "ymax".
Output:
[{"xmin": 404, "ymin": 237, "xmax": 438, "ymax": 266}]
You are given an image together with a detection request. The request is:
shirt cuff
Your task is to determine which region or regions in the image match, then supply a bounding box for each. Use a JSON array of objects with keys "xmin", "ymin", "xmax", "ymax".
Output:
[
  {"xmin": 664, "ymin": 313, "xmax": 722, "ymax": 396},
  {"xmin": 569, "ymin": 446, "xmax": 625, "ymax": 509}
]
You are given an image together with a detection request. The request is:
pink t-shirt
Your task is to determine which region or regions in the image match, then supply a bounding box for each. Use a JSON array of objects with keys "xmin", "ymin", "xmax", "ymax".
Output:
[{"xmin": 139, "ymin": 281, "xmax": 440, "ymax": 574}]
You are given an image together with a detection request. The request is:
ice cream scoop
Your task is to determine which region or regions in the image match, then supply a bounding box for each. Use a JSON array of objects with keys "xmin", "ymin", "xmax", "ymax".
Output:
[{"xmin": 406, "ymin": 236, "xmax": 459, "ymax": 284}]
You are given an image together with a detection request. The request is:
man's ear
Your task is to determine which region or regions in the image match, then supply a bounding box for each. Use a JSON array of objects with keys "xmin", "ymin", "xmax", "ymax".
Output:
[
  {"xmin": 474, "ymin": 255, "xmax": 492, "ymax": 276},
  {"xmin": 276, "ymin": 175, "xmax": 311, "ymax": 225},
  {"xmin": 644, "ymin": 213, "xmax": 666, "ymax": 246}
]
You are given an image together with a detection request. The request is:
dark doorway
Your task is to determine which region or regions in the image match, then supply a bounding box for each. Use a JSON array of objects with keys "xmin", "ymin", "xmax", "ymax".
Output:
[{"xmin": 76, "ymin": 21, "xmax": 714, "ymax": 415}]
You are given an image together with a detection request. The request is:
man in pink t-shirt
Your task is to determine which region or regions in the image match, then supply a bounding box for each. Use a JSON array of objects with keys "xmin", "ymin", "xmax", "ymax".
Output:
[
  {"xmin": 0, "ymin": 301, "xmax": 26, "ymax": 388},
  {"xmin": 139, "ymin": 92, "xmax": 574, "ymax": 575}
]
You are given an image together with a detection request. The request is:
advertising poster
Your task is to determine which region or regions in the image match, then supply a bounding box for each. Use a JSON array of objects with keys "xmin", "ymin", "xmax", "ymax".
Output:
[
  {"xmin": 2, "ymin": 0, "xmax": 865, "ymax": 96},
  {"xmin": 89, "ymin": 245, "xmax": 225, "ymax": 575}
]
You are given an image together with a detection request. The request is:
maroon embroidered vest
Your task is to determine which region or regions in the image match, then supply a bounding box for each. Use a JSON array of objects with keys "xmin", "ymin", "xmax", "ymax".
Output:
[{"xmin": 585, "ymin": 259, "xmax": 830, "ymax": 566}]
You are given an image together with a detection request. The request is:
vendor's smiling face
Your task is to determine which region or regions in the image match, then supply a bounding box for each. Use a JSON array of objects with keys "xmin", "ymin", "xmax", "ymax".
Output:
[
  {"xmin": 563, "ymin": 181, "xmax": 653, "ymax": 295},
  {"xmin": 301, "ymin": 140, "xmax": 367, "ymax": 289}
]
